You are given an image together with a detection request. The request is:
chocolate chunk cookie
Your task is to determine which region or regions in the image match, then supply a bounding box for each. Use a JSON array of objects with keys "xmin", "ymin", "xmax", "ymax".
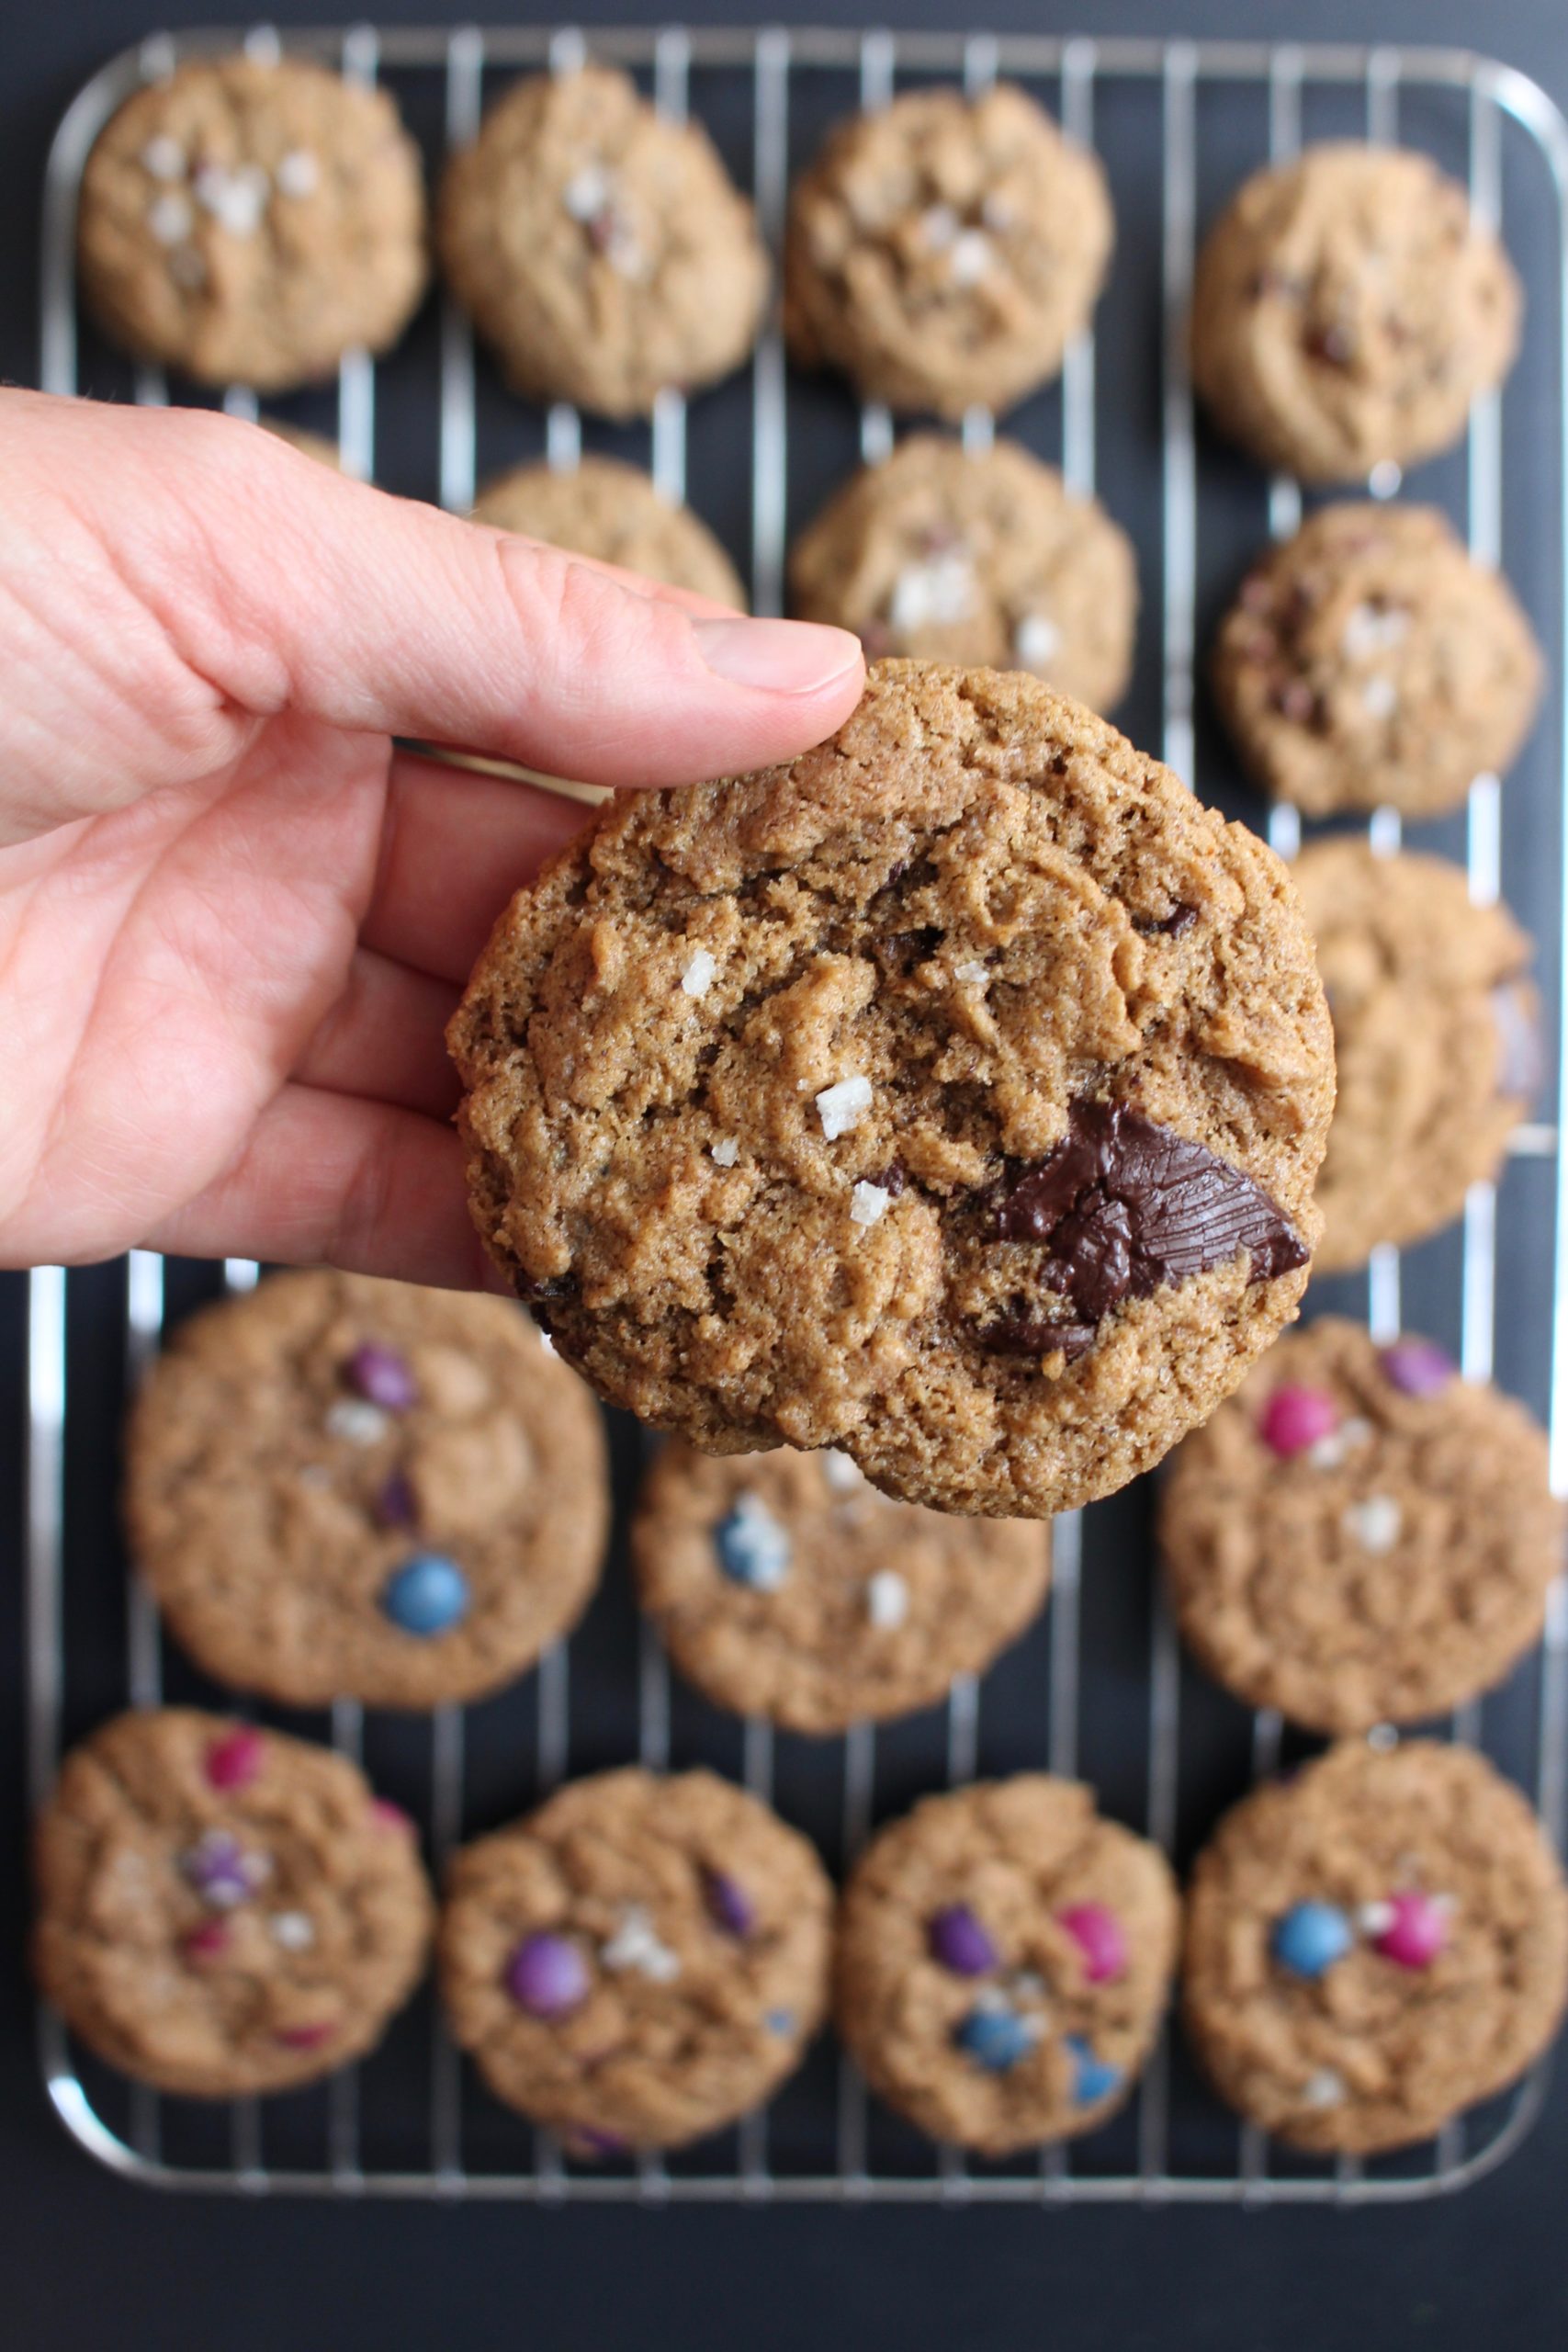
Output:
[
  {"xmin": 789, "ymin": 435, "xmax": 1136, "ymax": 711},
  {"xmin": 438, "ymin": 66, "xmax": 769, "ymax": 419},
  {"xmin": 1161, "ymin": 1317, "xmax": 1562, "ymax": 1735},
  {"xmin": 631, "ymin": 1441, "xmax": 1051, "ymax": 1734},
  {"xmin": 835, "ymin": 1778, "xmax": 1179, "ymax": 2154},
  {"xmin": 473, "ymin": 455, "xmax": 746, "ymax": 607},
  {"xmin": 33, "ymin": 1709, "xmax": 433, "ymax": 2098},
  {"xmin": 125, "ymin": 1272, "xmax": 609, "ymax": 1709},
  {"xmin": 78, "ymin": 55, "xmax": 428, "ymax": 391},
  {"xmin": 1213, "ymin": 505, "xmax": 1542, "ymax": 819},
  {"xmin": 784, "ymin": 85, "xmax": 1112, "ymax": 420},
  {"xmin": 449, "ymin": 659, "xmax": 1333, "ymax": 1520},
  {"xmin": 439, "ymin": 1768, "xmax": 831, "ymax": 2152},
  {"xmin": 1182, "ymin": 1740, "xmax": 1568, "ymax": 2154},
  {"xmin": 1191, "ymin": 144, "xmax": 1521, "ymax": 481},
  {"xmin": 1293, "ymin": 842, "xmax": 1538, "ymax": 1272}
]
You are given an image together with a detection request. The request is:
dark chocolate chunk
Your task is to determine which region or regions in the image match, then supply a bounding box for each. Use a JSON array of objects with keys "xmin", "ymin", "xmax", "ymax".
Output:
[
  {"xmin": 979, "ymin": 1309, "xmax": 1099, "ymax": 1363},
  {"xmin": 994, "ymin": 1099, "xmax": 1307, "ymax": 1327},
  {"xmin": 1136, "ymin": 902, "xmax": 1198, "ymax": 938}
]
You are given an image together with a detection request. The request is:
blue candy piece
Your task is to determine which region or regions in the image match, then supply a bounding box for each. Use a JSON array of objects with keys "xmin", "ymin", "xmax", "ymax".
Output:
[
  {"xmin": 381, "ymin": 1553, "xmax": 470, "ymax": 1636},
  {"xmin": 765, "ymin": 2008, "xmax": 797, "ymax": 2039},
  {"xmin": 953, "ymin": 2005, "xmax": 1037, "ymax": 2074},
  {"xmin": 714, "ymin": 1493, "xmax": 792, "ymax": 1591},
  {"xmin": 1270, "ymin": 1899, "xmax": 1354, "ymax": 1980},
  {"xmin": 1064, "ymin": 2033, "xmax": 1122, "ymax": 2109}
]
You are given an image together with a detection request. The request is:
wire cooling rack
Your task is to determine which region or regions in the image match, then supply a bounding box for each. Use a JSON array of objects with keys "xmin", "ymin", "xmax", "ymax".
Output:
[{"xmin": 25, "ymin": 21, "xmax": 1568, "ymax": 2204}]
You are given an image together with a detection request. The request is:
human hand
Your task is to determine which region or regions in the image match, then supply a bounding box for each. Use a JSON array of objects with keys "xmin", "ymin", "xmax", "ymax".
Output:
[{"xmin": 0, "ymin": 390, "xmax": 863, "ymax": 1284}]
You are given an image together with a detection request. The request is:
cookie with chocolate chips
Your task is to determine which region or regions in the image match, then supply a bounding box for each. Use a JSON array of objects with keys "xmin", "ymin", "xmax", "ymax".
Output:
[
  {"xmin": 1293, "ymin": 841, "xmax": 1539, "ymax": 1272},
  {"xmin": 1182, "ymin": 1740, "xmax": 1568, "ymax": 2154},
  {"xmin": 33, "ymin": 1709, "xmax": 434, "ymax": 2098},
  {"xmin": 1213, "ymin": 505, "xmax": 1542, "ymax": 820},
  {"xmin": 1191, "ymin": 143, "xmax": 1521, "ymax": 481},
  {"xmin": 449, "ymin": 659, "xmax": 1333, "ymax": 1520},
  {"xmin": 473, "ymin": 455, "xmax": 746, "ymax": 607},
  {"xmin": 1161, "ymin": 1317, "xmax": 1562, "ymax": 1734},
  {"xmin": 835, "ymin": 1777, "xmax": 1179, "ymax": 2154},
  {"xmin": 78, "ymin": 54, "xmax": 428, "ymax": 391},
  {"xmin": 125, "ymin": 1271, "xmax": 609, "ymax": 1709},
  {"xmin": 631, "ymin": 1441, "xmax": 1051, "ymax": 1734},
  {"xmin": 439, "ymin": 1768, "xmax": 832, "ymax": 2152}
]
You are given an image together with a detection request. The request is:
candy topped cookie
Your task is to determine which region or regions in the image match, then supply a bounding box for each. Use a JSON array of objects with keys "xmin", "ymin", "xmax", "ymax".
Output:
[
  {"xmin": 125, "ymin": 1271, "xmax": 609, "ymax": 1709},
  {"xmin": 33, "ymin": 1709, "xmax": 433, "ymax": 2097},
  {"xmin": 1213, "ymin": 505, "xmax": 1542, "ymax": 820},
  {"xmin": 789, "ymin": 435, "xmax": 1136, "ymax": 711},
  {"xmin": 449, "ymin": 660, "xmax": 1333, "ymax": 1519},
  {"xmin": 439, "ymin": 1768, "xmax": 832, "ymax": 2152},
  {"xmin": 77, "ymin": 55, "xmax": 428, "ymax": 390},
  {"xmin": 1293, "ymin": 842, "xmax": 1538, "ymax": 1272},
  {"xmin": 784, "ymin": 85, "xmax": 1112, "ymax": 419},
  {"xmin": 1182, "ymin": 1740, "xmax": 1568, "ymax": 2154},
  {"xmin": 835, "ymin": 1778, "xmax": 1179, "ymax": 2154},
  {"xmin": 473, "ymin": 455, "xmax": 746, "ymax": 608},
  {"xmin": 1191, "ymin": 144, "xmax": 1521, "ymax": 481},
  {"xmin": 631, "ymin": 1442, "xmax": 1051, "ymax": 1733},
  {"xmin": 438, "ymin": 66, "xmax": 769, "ymax": 419},
  {"xmin": 1161, "ymin": 1317, "xmax": 1562, "ymax": 1734}
]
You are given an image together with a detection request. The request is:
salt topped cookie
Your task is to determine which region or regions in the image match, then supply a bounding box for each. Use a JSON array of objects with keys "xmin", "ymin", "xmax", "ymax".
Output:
[
  {"xmin": 33, "ymin": 1709, "xmax": 433, "ymax": 2098},
  {"xmin": 632, "ymin": 1441, "xmax": 1051, "ymax": 1733},
  {"xmin": 439, "ymin": 1768, "xmax": 832, "ymax": 2153},
  {"xmin": 835, "ymin": 1777, "xmax": 1179, "ymax": 2154},
  {"xmin": 126, "ymin": 1271, "xmax": 609, "ymax": 1709},
  {"xmin": 1182, "ymin": 1740, "xmax": 1568, "ymax": 2154},
  {"xmin": 78, "ymin": 55, "xmax": 427, "ymax": 390},
  {"xmin": 450, "ymin": 660, "xmax": 1333, "ymax": 1520},
  {"xmin": 1161, "ymin": 1317, "xmax": 1562, "ymax": 1734},
  {"xmin": 473, "ymin": 455, "xmax": 746, "ymax": 607}
]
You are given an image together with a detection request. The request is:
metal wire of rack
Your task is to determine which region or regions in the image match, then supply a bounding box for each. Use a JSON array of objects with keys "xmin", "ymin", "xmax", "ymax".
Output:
[{"xmin": 24, "ymin": 21, "xmax": 1568, "ymax": 2204}]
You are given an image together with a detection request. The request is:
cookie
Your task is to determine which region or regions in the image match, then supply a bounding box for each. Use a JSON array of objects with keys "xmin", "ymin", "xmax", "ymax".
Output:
[
  {"xmin": 33, "ymin": 1709, "xmax": 433, "ymax": 2098},
  {"xmin": 1213, "ymin": 505, "xmax": 1542, "ymax": 820},
  {"xmin": 631, "ymin": 1442, "xmax": 1051, "ymax": 1734},
  {"xmin": 439, "ymin": 1768, "xmax": 832, "ymax": 2152},
  {"xmin": 1161, "ymin": 1317, "xmax": 1561, "ymax": 1735},
  {"xmin": 449, "ymin": 658, "xmax": 1333, "ymax": 1520},
  {"xmin": 438, "ymin": 65, "xmax": 768, "ymax": 420},
  {"xmin": 1181, "ymin": 1739, "xmax": 1568, "ymax": 2154},
  {"xmin": 1190, "ymin": 143, "xmax": 1521, "ymax": 481},
  {"xmin": 789, "ymin": 435, "xmax": 1136, "ymax": 711},
  {"xmin": 77, "ymin": 55, "xmax": 428, "ymax": 392},
  {"xmin": 472, "ymin": 455, "xmax": 746, "ymax": 607},
  {"xmin": 835, "ymin": 1777, "xmax": 1179, "ymax": 2154},
  {"xmin": 785, "ymin": 85, "xmax": 1111, "ymax": 422},
  {"xmin": 1293, "ymin": 842, "xmax": 1538, "ymax": 1272},
  {"xmin": 125, "ymin": 1271, "xmax": 609, "ymax": 1709}
]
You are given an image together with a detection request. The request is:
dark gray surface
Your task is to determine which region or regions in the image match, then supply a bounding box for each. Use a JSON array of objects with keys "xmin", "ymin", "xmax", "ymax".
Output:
[{"xmin": 6, "ymin": 2, "xmax": 1568, "ymax": 2346}]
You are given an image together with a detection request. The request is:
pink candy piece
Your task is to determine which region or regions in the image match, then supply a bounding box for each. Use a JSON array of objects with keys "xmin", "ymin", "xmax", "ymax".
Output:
[
  {"xmin": 1374, "ymin": 1892, "xmax": 1450, "ymax": 1971},
  {"xmin": 370, "ymin": 1799, "xmax": 412, "ymax": 1833},
  {"xmin": 276, "ymin": 2022, "xmax": 335, "ymax": 2051},
  {"xmin": 1056, "ymin": 1903, "xmax": 1128, "ymax": 1984},
  {"xmin": 1258, "ymin": 1385, "xmax": 1340, "ymax": 1458},
  {"xmin": 205, "ymin": 1727, "xmax": 265, "ymax": 1792},
  {"xmin": 182, "ymin": 1921, "xmax": 231, "ymax": 1962}
]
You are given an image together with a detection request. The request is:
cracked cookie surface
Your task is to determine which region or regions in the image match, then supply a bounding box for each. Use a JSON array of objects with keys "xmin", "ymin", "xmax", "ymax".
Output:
[
  {"xmin": 473, "ymin": 454, "xmax": 746, "ymax": 607},
  {"xmin": 449, "ymin": 659, "xmax": 1333, "ymax": 1518}
]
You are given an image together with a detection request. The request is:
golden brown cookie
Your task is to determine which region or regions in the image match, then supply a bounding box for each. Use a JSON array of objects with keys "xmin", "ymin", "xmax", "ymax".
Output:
[
  {"xmin": 1294, "ymin": 842, "xmax": 1538, "ymax": 1272},
  {"xmin": 835, "ymin": 1777, "xmax": 1179, "ymax": 2154},
  {"xmin": 33, "ymin": 1709, "xmax": 433, "ymax": 2098},
  {"xmin": 1182, "ymin": 1740, "xmax": 1568, "ymax": 2154},
  {"xmin": 449, "ymin": 659, "xmax": 1333, "ymax": 1520},
  {"xmin": 125, "ymin": 1272, "xmax": 609, "ymax": 1709},
  {"xmin": 1161, "ymin": 1317, "xmax": 1562, "ymax": 1734},
  {"xmin": 789, "ymin": 435, "xmax": 1135, "ymax": 711},
  {"xmin": 77, "ymin": 55, "xmax": 428, "ymax": 391},
  {"xmin": 438, "ymin": 1768, "xmax": 832, "ymax": 2153},
  {"xmin": 473, "ymin": 455, "xmax": 746, "ymax": 606}
]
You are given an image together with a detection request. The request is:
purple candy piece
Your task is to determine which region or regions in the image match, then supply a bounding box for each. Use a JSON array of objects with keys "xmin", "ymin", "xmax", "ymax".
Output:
[
  {"xmin": 374, "ymin": 1470, "xmax": 418, "ymax": 1529},
  {"xmin": 507, "ymin": 1932, "xmax": 591, "ymax": 2018},
  {"xmin": 703, "ymin": 1869, "xmax": 756, "ymax": 1939},
  {"xmin": 345, "ymin": 1342, "xmax": 420, "ymax": 1414},
  {"xmin": 570, "ymin": 2124, "xmax": 630, "ymax": 2159},
  {"xmin": 928, "ymin": 1904, "xmax": 999, "ymax": 1977},
  {"xmin": 180, "ymin": 1828, "xmax": 268, "ymax": 1910},
  {"xmin": 1380, "ymin": 1338, "xmax": 1456, "ymax": 1398}
]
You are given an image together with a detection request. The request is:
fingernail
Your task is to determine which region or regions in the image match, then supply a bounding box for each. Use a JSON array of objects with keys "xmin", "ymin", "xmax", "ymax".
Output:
[{"xmin": 693, "ymin": 616, "xmax": 863, "ymax": 694}]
